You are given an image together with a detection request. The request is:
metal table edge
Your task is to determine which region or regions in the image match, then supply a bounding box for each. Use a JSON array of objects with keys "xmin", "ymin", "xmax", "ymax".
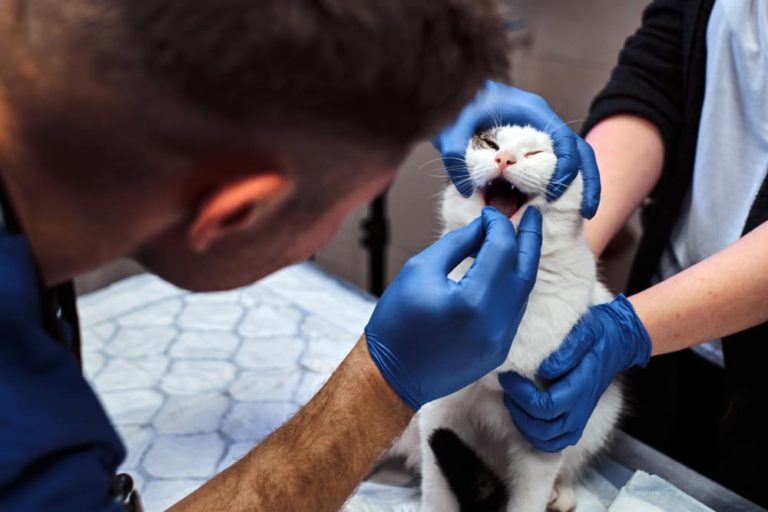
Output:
[{"xmin": 609, "ymin": 430, "xmax": 766, "ymax": 512}]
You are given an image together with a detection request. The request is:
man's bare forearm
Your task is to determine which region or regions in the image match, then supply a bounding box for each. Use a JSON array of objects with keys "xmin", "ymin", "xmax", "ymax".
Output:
[
  {"xmin": 583, "ymin": 115, "xmax": 664, "ymax": 256},
  {"xmin": 629, "ymin": 220, "xmax": 768, "ymax": 356},
  {"xmin": 170, "ymin": 337, "xmax": 413, "ymax": 512}
]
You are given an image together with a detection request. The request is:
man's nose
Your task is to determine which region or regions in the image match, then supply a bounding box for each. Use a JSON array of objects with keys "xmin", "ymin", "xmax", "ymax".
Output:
[{"xmin": 495, "ymin": 151, "xmax": 516, "ymax": 172}]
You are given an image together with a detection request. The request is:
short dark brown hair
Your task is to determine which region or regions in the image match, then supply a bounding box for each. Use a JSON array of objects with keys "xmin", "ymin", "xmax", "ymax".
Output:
[
  {"xmin": 2, "ymin": 0, "xmax": 509, "ymax": 181},
  {"xmin": 127, "ymin": 0, "xmax": 510, "ymax": 145}
]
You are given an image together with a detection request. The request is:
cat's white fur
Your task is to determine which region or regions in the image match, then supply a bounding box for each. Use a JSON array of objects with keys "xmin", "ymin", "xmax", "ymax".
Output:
[{"xmin": 388, "ymin": 125, "xmax": 623, "ymax": 512}]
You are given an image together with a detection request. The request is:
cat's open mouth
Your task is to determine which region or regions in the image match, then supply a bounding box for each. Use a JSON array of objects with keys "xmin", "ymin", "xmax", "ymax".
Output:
[{"xmin": 482, "ymin": 178, "xmax": 530, "ymax": 218}]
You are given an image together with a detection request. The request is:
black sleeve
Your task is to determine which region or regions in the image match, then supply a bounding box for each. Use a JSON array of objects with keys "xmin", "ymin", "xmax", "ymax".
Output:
[{"xmin": 582, "ymin": 0, "xmax": 686, "ymax": 153}]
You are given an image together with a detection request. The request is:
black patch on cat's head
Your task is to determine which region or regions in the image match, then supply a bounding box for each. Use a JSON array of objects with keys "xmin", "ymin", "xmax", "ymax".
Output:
[
  {"xmin": 470, "ymin": 127, "xmax": 500, "ymax": 150},
  {"xmin": 429, "ymin": 428, "xmax": 508, "ymax": 511}
]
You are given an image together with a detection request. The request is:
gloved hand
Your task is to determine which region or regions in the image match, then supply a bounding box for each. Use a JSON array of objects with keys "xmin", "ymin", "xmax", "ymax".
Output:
[
  {"xmin": 433, "ymin": 80, "xmax": 600, "ymax": 219},
  {"xmin": 365, "ymin": 206, "xmax": 543, "ymax": 411},
  {"xmin": 498, "ymin": 294, "xmax": 652, "ymax": 452}
]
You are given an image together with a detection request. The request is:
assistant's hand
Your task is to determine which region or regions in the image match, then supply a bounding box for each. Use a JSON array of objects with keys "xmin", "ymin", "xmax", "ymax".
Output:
[
  {"xmin": 365, "ymin": 207, "xmax": 543, "ymax": 411},
  {"xmin": 498, "ymin": 294, "xmax": 652, "ymax": 452},
  {"xmin": 433, "ymin": 81, "xmax": 600, "ymax": 218}
]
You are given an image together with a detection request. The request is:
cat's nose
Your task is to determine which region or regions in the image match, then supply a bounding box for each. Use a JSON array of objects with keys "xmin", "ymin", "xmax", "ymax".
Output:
[{"xmin": 495, "ymin": 151, "xmax": 516, "ymax": 172}]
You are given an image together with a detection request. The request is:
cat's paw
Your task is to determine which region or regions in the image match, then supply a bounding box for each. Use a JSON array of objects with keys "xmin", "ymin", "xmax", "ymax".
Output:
[{"xmin": 547, "ymin": 484, "xmax": 576, "ymax": 512}]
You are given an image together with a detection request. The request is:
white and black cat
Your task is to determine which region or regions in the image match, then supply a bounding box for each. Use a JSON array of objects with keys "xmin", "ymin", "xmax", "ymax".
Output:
[{"xmin": 387, "ymin": 125, "xmax": 623, "ymax": 512}]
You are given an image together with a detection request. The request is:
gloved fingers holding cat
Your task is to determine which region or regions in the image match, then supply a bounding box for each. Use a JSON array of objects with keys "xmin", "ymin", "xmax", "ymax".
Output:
[
  {"xmin": 365, "ymin": 206, "xmax": 543, "ymax": 411},
  {"xmin": 499, "ymin": 294, "xmax": 653, "ymax": 452},
  {"xmin": 434, "ymin": 80, "xmax": 601, "ymax": 219}
]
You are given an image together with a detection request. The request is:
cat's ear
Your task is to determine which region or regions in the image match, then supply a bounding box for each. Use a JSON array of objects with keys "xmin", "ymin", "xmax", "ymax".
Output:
[{"xmin": 187, "ymin": 172, "xmax": 290, "ymax": 252}]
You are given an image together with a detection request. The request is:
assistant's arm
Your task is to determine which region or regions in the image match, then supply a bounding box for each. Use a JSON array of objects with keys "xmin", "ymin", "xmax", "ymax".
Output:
[
  {"xmin": 574, "ymin": 104, "xmax": 768, "ymax": 356},
  {"xmin": 581, "ymin": 0, "xmax": 689, "ymax": 254},
  {"xmin": 498, "ymin": 0, "xmax": 768, "ymax": 447},
  {"xmin": 496, "ymin": 0, "xmax": 745, "ymax": 451},
  {"xmin": 583, "ymin": 115, "xmax": 663, "ymax": 256},
  {"xmin": 631, "ymin": 220, "xmax": 768, "ymax": 356}
]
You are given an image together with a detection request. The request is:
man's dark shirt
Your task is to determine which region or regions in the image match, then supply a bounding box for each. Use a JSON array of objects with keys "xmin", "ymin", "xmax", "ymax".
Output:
[{"xmin": 0, "ymin": 183, "xmax": 125, "ymax": 510}]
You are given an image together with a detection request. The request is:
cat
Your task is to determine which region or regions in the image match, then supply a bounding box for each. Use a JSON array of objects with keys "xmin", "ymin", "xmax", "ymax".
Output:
[{"xmin": 385, "ymin": 125, "xmax": 623, "ymax": 512}]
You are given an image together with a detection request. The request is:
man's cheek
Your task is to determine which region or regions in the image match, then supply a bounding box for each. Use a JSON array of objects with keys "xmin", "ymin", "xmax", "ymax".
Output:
[
  {"xmin": 313, "ymin": 213, "xmax": 346, "ymax": 252},
  {"xmin": 285, "ymin": 215, "xmax": 343, "ymax": 262}
]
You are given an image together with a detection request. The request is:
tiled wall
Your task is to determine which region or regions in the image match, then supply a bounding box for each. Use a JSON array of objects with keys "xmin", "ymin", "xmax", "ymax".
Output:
[{"xmin": 316, "ymin": 0, "xmax": 650, "ymax": 293}]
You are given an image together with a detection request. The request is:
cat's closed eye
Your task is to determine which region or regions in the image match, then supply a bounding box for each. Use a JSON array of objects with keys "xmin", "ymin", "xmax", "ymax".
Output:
[
  {"xmin": 524, "ymin": 150, "xmax": 544, "ymax": 157},
  {"xmin": 481, "ymin": 137, "xmax": 499, "ymax": 150}
]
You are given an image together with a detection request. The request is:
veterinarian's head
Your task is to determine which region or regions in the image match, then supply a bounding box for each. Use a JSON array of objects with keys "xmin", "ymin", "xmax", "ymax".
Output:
[{"xmin": 0, "ymin": 0, "xmax": 509, "ymax": 290}]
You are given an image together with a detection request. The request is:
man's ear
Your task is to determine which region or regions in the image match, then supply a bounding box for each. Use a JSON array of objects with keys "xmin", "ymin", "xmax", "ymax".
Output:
[{"xmin": 188, "ymin": 173, "xmax": 289, "ymax": 253}]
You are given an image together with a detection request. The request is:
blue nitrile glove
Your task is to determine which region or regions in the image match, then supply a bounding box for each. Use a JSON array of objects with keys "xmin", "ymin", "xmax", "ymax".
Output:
[
  {"xmin": 498, "ymin": 294, "xmax": 652, "ymax": 452},
  {"xmin": 433, "ymin": 81, "xmax": 600, "ymax": 219},
  {"xmin": 365, "ymin": 206, "xmax": 543, "ymax": 411}
]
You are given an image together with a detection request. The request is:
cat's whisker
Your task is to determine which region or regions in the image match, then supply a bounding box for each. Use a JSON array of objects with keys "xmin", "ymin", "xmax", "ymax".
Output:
[
  {"xmin": 418, "ymin": 162, "xmax": 467, "ymax": 171},
  {"xmin": 546, "ymin": 183, "xmax": 572, "ymax": 196},
  {"xmin": 547, "ymin": 119, "xmax": 586, "ymax": 133},
  {"xmin": 451, "ymin": 179, "xmax": 480, "ymax": 191},
  {"xmin": 430, "ymin": 169, "xmax": 472, "ymax": 180},
  {"xmin": 418, "ymin": 158, "xmax": 448, "ymax": 170},
  {"xmin": 424, "ymin": 171, "xmax": 463, "ymax": 179},
  {"xmin": 418, "ymin": 157, "xmax": 467, "ymax": 171},
  {"xmin": 450, "ymin": 175, "xmax": 477, "ymax": 187},
  {"xmin": 421, "ymin": 170, "xmax": 449, "ymax": 176},
  {"xmin": 422, "ymin": 163, "xmax": 466, "ymax": 170},
  {"xmin": 542, "ymin": 103, "xmax": 564, "ymax": 133},
  {"xmin": 430, "ymin": 191, "xmax": 447, "ymax": 201},
  {"xmin": 423, "ymin": 156, "xmax": 468, "ymax": 165},
  {"xmin": 482, "ymin": 104, "xmax": 503, "ymax": 132},
  {"xmin": 563, "ymin": 118, "xmax": 585, "ymax": 127}
]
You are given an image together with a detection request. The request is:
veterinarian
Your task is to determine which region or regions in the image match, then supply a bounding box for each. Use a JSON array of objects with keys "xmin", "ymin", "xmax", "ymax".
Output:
[
  {"xmin": 0, "ymin": 1, "xmax": 601, "ymax": 510},
  {"xmin": 487, "ymin": 0, "xmax": 768, "ymax": 506}
]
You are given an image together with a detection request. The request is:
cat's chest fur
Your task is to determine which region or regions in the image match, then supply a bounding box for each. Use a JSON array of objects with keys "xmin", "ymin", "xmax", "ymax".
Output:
[
  {"xmin": 442, "ymin": 183, "xmax": 597, "ymax": 381},
  {"xmin": 504, "ymin": 243, "xmax": 595, "ymax": 379}
]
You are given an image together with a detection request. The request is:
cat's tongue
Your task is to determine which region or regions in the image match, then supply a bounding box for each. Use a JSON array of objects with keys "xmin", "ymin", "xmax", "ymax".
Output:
[{"xmin": 483, "ymin": 178, "xmax": 528, "ymax": 218}]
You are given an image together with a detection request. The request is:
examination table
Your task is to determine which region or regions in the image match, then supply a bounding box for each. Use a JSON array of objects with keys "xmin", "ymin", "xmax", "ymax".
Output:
[{"xmin": 80, "ymin": 263, "xmax": 764, "ymax": 511}]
